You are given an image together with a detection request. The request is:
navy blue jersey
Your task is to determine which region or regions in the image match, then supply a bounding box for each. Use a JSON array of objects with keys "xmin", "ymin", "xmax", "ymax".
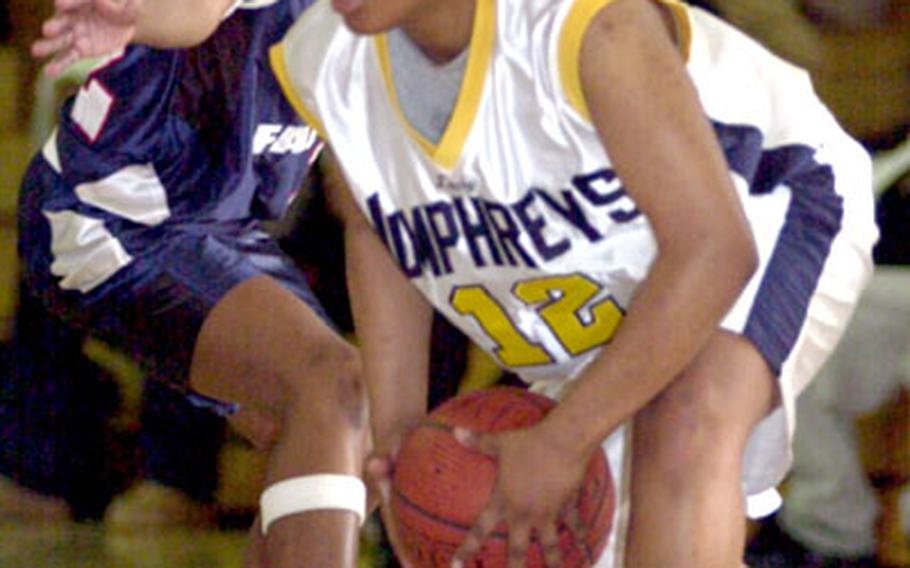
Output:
[
  {"xmin": 16, "ymin": 0, "xmax": 334, "ymax": 388},
  {"xmin": 19, "ymin": 0, "xmax": 321, "ymax": 295}
]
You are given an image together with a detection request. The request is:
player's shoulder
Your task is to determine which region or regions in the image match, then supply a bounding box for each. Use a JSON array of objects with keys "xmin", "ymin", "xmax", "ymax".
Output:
[
  {"xmin": 96, "ymin": 43, "xmax": 186, "ymax": 91},
  {"xmin": 278, "ymin": 0, "xmax": 345, "ymax": 49},
  {"xmin": 686, "ymin": 6, "xmax": 819, "ymax": 115},
  {"xmin": 496, "ymin": 0, "xmax": 683, "ymax": 60},
  {"xmin": 687, "ymin": 6, "xmax": 808, "ymax": 79},
  {"xmin": 497, "ymin": 0, "xmax": 570, "ymax": 34},
  {"xmin": 65, "ymin": 46, "xmax": 180, "ymax": 122},
  {"xmin": 273, "ymin": 0, "xmax": 350, "ymax": 86},
  {"xmin": 52, "ymin": 46, "xmax": 182, "ymax": 151},
  {"xmin": 269, "ymin": 0, "xmax": 351, "ymax": 136}
]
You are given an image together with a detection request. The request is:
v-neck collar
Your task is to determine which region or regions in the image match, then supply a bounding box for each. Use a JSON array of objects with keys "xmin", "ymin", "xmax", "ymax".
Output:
[{"xmin": 373, "ymin": 0, "xmax": 495, "ymax": 170}]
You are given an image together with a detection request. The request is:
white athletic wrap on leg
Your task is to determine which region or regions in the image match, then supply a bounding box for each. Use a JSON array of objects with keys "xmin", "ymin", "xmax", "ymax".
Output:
[{"xmin": 259, "ymin": 474, "xmax": 366, "ymax": 535}]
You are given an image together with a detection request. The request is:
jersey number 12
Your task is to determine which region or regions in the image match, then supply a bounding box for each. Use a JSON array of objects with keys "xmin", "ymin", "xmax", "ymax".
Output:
[{"xmin": 450, "ymin": 273, "xmax": 623, "ymax": 367}]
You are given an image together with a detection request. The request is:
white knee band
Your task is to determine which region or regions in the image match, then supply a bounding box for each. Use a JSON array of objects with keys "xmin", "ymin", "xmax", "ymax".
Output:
[{"xmin": 259, "ymin": 474, "xmax": 366, "ymax": 535}]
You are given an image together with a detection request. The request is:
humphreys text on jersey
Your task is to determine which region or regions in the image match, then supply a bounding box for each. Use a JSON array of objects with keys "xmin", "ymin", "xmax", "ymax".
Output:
[{"xmin": 367, "ymin": 168, "xmax": 642, "ymax": 278}]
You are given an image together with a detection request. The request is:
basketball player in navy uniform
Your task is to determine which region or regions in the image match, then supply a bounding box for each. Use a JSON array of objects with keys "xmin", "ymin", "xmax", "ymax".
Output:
[
  {"xmin": 23, "ymin": 0, "xmax": 368, "ymax": 566},
  {"xmin": 271, "ymin": 0, "xmax": 879, "ymax": 566}
]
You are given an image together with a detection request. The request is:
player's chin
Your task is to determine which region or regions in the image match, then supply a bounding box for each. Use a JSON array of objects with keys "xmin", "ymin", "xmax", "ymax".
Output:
[{"xmin": 336, "ymin": 5, "xmax": 394, "ymax": 35}]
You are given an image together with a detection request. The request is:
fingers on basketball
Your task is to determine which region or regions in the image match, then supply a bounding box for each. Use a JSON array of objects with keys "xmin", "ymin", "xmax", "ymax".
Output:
[{"xmin": 390, "ymin": 387, "xmax": 615, "ymax": 567}]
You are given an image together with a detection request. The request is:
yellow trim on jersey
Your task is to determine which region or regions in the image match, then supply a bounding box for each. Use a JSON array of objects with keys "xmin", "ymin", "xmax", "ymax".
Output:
[
  {"xmin": 663, "ymin": 0, "xmax": 692, "ymax": 61},
  {"xmin": 373, "ymin": 0, "xmax": 496, "ymax": 170},
  {"xmin": 437, "ymin": 0, "xmax": 495, "ymax": 168},
  {"xmin": 269, "ymin": 43, "xmax": 329, "ymax": 141},
  {"xmin": 558, "ymin": 0, "xmax": 692, "ymax": 120}
]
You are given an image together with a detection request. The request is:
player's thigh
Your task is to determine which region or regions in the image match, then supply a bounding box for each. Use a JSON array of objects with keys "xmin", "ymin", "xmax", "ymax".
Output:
[{"xmin": 188, "ymin": 272, "xmax": 360, "ymax": 416}]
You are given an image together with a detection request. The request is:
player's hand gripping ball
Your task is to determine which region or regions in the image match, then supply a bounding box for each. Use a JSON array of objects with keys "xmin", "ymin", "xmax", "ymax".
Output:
[{"xmin": 390, "ymin": 387, "xmax": 615, "ymax": 567}]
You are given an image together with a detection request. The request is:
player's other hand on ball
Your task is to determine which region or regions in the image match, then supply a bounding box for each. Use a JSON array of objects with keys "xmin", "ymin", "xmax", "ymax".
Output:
[
  {"xmin": 365, "ymin": 421, "xmax": 417, "ymax": 509},
  {"xmin": 31, "ymin": 0, "xmax": 142, "ymax": 77},
  {"xmin": 364, "ymin": 451, "xmax": 393, "ymax": 514},
  {"xmin": 366, "ymin": 424, "xmax": 421, "ymax": 568},
  {"xmin": 451, "ymin": 425, "xmax": 589, "ymax": 568}
]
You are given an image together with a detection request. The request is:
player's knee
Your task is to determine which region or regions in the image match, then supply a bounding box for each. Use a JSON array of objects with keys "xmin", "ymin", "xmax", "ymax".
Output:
[
  {"xmin": 229, "ymin": 407, "xmax": 282, "ymax": 451},
  {"xmin": 324, "ymin": 341, "xmax": 366, "ymax": 428},
  {"xmin": 283, "ymin": 339, "xmax": 366, "ymax": 430},
  {"xmin": 636, "ymin": 383, "xmax": 739, "ymax": 478}
]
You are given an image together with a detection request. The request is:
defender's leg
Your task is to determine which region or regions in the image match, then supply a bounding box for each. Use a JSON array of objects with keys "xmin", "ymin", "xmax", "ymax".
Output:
[{"xmin": 190, "ymin": 275, "xmax": 367, "ymax": 567}]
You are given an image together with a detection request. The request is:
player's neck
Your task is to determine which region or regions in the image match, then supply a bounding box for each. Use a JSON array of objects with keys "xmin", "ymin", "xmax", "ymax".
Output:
[{"xmin": 401, "ymin": 0, "xmax": 475, "ymax": 64}]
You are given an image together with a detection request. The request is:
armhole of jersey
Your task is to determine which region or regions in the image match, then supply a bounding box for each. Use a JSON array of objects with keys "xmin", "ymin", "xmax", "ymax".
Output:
[
  {"xmin": 558, "ymin": 0, "xmax": 692, "ymax": 121},
  {"xmin": 269, "ymin": 42, "xmax": 329, "ymax": 141}
]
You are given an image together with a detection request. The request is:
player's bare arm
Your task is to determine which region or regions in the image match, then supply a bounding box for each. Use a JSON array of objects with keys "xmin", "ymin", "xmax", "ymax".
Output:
[
  {"xmin": 332, "ymin": 152, "xmax": 434, "ymax": 566},
  {"xmin": 453, "ymin": 0, "xmax": 758, "ymax": 564},
  {"xmin": 32, "ymin": 0, "xmax": 236, "ymax": 76},
  {"xmin": 331, "ymin": 149, "xmax": 433, "ymax": 455},
  {"xmin": 544, "ymin": 0, "xmax": 758, "ymax": 452},
  {"xmin": 332, "ymin": 153, "xmax": 435, "ymax": 447}
]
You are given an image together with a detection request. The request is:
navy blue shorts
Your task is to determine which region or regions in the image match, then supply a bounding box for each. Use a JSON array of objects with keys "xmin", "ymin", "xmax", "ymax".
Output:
[{"xmin": 19, "ymin": 214, "xmax": 330, "ymax": 402}]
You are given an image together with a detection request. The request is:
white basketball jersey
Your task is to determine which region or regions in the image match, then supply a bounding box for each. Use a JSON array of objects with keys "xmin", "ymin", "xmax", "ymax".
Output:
[
  {"xmin": 273, "ymin": 0, "xmax": 872, "ymax": 383},
  {"xmin": 272, "ymin": 0, "xmax": 877, "ymax": 565}
]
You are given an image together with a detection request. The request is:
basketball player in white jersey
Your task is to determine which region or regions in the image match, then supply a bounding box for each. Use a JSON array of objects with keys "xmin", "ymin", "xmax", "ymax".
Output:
[{"xmin": 271, "ymin": 0, "xmax": 878, "ymax": 566}]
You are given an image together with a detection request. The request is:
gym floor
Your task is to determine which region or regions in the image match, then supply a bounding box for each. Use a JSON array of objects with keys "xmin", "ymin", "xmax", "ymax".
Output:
[
  {"xmin": 0, "ymin": 524, "xmax": 248, "ymax": 568},
  {"xmin": 0, "ymin": 518, "xmax": 393, "ymax": 567}
]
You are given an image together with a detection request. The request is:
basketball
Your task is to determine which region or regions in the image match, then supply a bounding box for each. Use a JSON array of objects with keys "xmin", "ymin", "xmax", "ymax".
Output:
[{"xmin": 390, "ymin": 387, "xmax": 615, "ymax": 567}]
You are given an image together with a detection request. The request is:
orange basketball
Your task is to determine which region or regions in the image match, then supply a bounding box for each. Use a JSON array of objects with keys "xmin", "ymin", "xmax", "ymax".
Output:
[{"xmin": 390, "ymin": 387, "xmax": 615, "ymax": 567}]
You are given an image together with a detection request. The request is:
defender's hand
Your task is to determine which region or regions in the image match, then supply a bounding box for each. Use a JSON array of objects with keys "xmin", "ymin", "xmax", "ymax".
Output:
[{"xmin": 31, "ymin": 0, "xmax": 142, "ymax": 77}]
